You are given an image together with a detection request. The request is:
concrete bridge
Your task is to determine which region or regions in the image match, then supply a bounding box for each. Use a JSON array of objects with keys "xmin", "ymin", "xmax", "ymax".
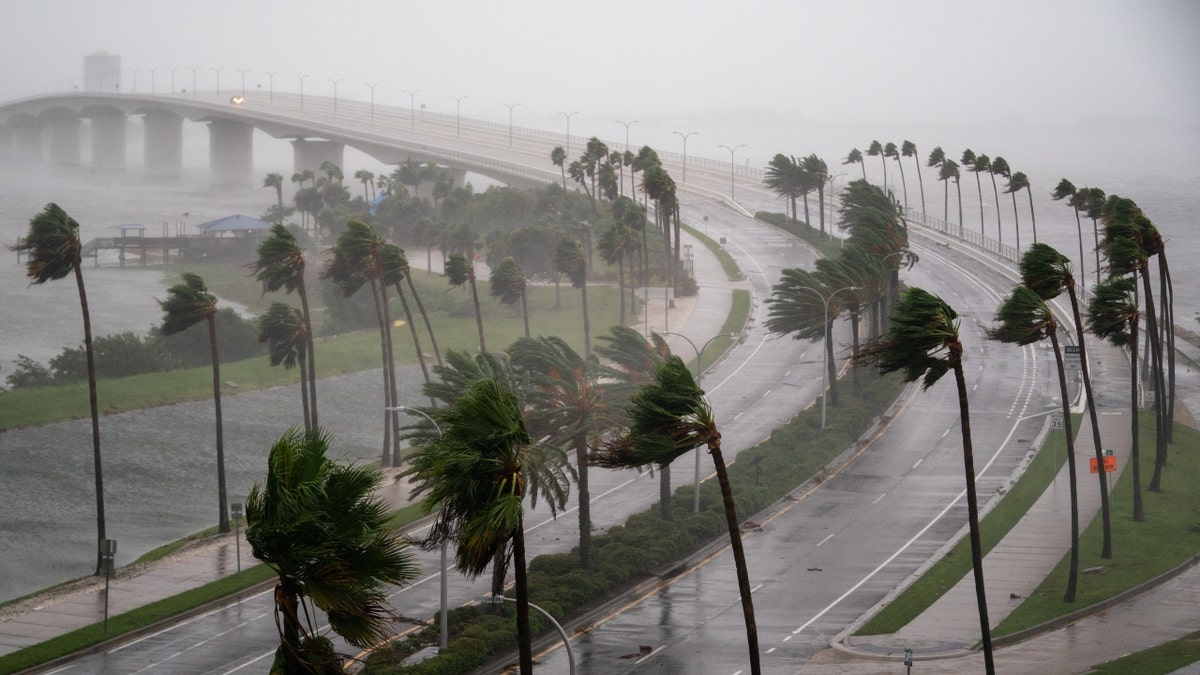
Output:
[{"xmin": 0, "ymin": 90, "xmax": 764, "ymax": 204}]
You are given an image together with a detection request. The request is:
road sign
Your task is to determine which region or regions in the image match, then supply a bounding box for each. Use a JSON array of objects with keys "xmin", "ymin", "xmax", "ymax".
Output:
[
  {"xmin": 1090, "ymin": 455, "xmax": 1117, "ymax": 473},
  {"xmin": 1064, "ymin": 344, "xmax": 1081, "ymax": 371},
  {"xmin": 1050, "ymin": 414, "xmax": 1063, "ymax": 430}
]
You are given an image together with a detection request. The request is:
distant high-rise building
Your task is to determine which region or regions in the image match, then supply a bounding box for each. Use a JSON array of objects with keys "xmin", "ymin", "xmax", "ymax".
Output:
[{"xmin": 84, "ymin": 51, "xmax": 121, "ymax": 92}]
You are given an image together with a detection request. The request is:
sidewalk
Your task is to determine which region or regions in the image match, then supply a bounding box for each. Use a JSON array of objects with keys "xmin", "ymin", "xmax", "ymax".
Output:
[{"xmin": 0, "ymin": 229, "xmax": 732, "ymax": 662}]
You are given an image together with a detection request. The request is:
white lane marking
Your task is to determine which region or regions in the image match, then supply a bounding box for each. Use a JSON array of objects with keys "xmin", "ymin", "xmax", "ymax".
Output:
[
  {"xmin": 223, "ymin": 649, "xmax": 275, "ymax": 674},
  {"xmin": 635, "ymin": 645, "xmax": 666, "ymax": 664},
  {"xmin": 817, "ymin": 533, "xmax": 835, "ymax": 547},
  {"xmin": 912, "ymin": 458, "xmax": 923, "ymax": 469},
  {"xmin": 872, "ymin": 493, "xmax": 887, "ymax": 505}
]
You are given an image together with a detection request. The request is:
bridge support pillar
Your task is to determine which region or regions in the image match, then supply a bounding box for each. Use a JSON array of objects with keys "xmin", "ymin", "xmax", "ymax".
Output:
[
  {"xmin": 291, "ymin": 139, "xmax": 344, "ymax": 177},
  {"xmin": 48, "ymin": 117, "xmax": 81, "ymax": 166},
  {"xmin": 448, "ymin": 168, "xmax": 469, "ymax": 189},
  {"xmin": 89, "ymin": 113, "xmax": 127, "ymax": 171},
  {"xmin": 6, "ymin": 121, "xmax": 43, "ymax": 161},
  {"xmin": 143, "ymin": 111, "xmax": 183, "ymax": 179},
  {"xmin": 208, "ymin": 119, "xmax": 253, "ymax": 188}
]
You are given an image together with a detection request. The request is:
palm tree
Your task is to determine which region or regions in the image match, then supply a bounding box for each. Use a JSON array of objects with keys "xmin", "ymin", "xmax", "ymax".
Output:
[
  {"xmin": 404, "ymin": 378, "xmax": 573, "ymax": 675},
  {"xmin": 843, "ymin": 148, "xmax": 865, "ymax": 180},
  {"xmin": 765, "ymin": 153, "xmax": 803, "ymax": 225},
  {"xmin": 1078, "ymin": 187, "xmax": 1106, "ymax": 285},
  {"xmin": 855, "ymin": 287, "xmax": 995, "ymax": 674},
  {"xmin": 802, "ymin": 154, "xmax": 830, "ymax": 235},
  {"xmin": 937, "ymin": 158, "xmax": 958, "ymax": 225},
  {"xmin": 322, "ymin": 220, "xmax": 400, "ymax": 465},
  {"xmin": 551, "ymin": 145, "xmax": 568, "ymax": 191},
  {"xmin": 866, "ymin": 140, "xmax": 886, "ymax": 190},
  {"xmin": 245, "ymin": 427, "xmax": 418, "ymax": 674},
  {"xmin": 901, "ymin": 140, "xmax": 925, "ymax": 215},
  {"xmin": 13, "ymin": 203, "xmax": 107, "ymax": 573},
  {"xmin": 159, "ymin": 272, "xmax": 230, "ymax": 534},
  {"xmin": 594, "ymin": 356, "xmax": 762, "ymax": 674},
  {"xmin": 258, "ymin": 303, "xmax": 311, "ymax": 430},
  {"xmin": 884, "ymin": 142, "xmax": 907, "ymax": 211},
  {"xmin": 445, "ymin": 253, "xmax": 487, "ymax": 353},
  {"xmin": 510, "ymin": 336, "xmax": 615, "ymax": 570},
  {"xmin": 556, "ymin": 236, "xmax": 591, "ymax": 357},
  {"xmin": 1087, "ymin": 277, "xmax": 1144, "ymax": 522},
  {"xmin": 962, "ymin": 150, "xmax": 986, "ymax": 235},
  {"xmin": 1007, "ymin": 171, "xmax": 1037, "ymax": 244},
  {"xmin": 490, "ymin": 257, "xmax": 530, "ymax": 338},
  {"xmin": 990, "ymin": 156, "xmax": 1012, "ymax": 248},
  {"xmin": 250, "ymin": 224, "xmax": 319, "ymax": 426},
  {"xmin": 766, "ymin": 268, "xmax": 844, "ymax": 406},
  {"xmin": 380, "ymin": 244, "xmax": 433, "ymax": 387},
  {"xmin": 263, "ymin": 172, "xmax": 284, "ymax": 223},
  {"xmin": 1020, "ymin": 243, "xmax": 1112, "ymax": 558},
  {"xmin": 988, "ymin": 285, "xmax": 1080, "ymax": 602},
  {"xmin": 595, "ymin": 326, "xmax": 674, "ymax": 519},
  {"xmin": 354, "ymin": 169, "xmax": 375, "ymax": 202}
]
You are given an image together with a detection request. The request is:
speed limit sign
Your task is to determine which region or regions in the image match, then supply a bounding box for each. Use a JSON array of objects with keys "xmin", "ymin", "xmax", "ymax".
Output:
[{"xmin": 1050, "ymin": 415, "xmax": 1063, "ymax": 430}]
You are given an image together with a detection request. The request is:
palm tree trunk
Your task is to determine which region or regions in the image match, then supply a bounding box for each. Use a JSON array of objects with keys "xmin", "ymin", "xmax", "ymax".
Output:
[
  {"xmin": 575, "ymin": 435, "xmax": 592, "ymax": 569},
  {"xmin": 469, "ymin": 272, "xmax": 486, "ymax": 353},
  {"xmin": 850, "ymin": 310, "xmax": 861, "ymax": 396},
  {"xmin": 914, "ymin": 157, "xmax": 927, "ymax": 216},
  {"xmin": 1071, "ymin": 208, "xmax": 1086, "ymax": 297},
  {"xmin": 369, "ymin": 277, "xmax": 394, "ymax": 466},
  {"xmin": 895, "ymin": 160, "xmax": 908, "ymax": 212},
  {"xmin": 1160, "ymin": 257, "xmax": 1175, "ymax": 441},
  {"xmin": 1049, "ymin": 330, "xmax": 1080, "ymax": 602},
  {"xmin": 278, "ymin": 580, "xmax": 304, "ymax": 672},
  {"xmin": 802, "ymin": 191, "xmax": 811, "ymax": 228},
  {"xmin": 1140, "ymin": 268, "xmax": 1167, "ymax": 492},
  {"xmin": 298, "ymin": 347, "xmax": 312, "ymax": 432},
  {"xmin": 974, "ymin": 173, "xmax": 984, "ymax": 235},
  {"xmin": 1129, "ymin": 317, "xmax": 1145, "ymax": 522},
  {"xmin": 297, "ymin": 283, "xmax": 317, "ymax": 428},
  {"xmin": 376, "ymin": 277, "xmax": 403, "ymax": 467},
  {"xmin": 956, "ymin": 182, "xmax": 963, "ymax": 231},
  {"xmin": 405, "ymin": 272, "xmax": 443, "ymax": 367},
  {"xmin": 1011, "ymin": 193, "xmax": 1022, "ymax": 255},
  {"xmin": 617, "ymin": 255, "xmax": 626, "ymax": 327},
  {"xmin": 709, "ymin": 436, "xmax": 761, "ymax": 675},
  {"xmin": 208, "ymin": 315, "xmax": 230, "ymax": 534},
  {"xmin": 580, "ymin": 275, "xmax": 591, "ymax": 359},
  {"xmin": 951, "ymin": 352, "xmax": 994, "ymax": 674},
  {"xmin": 825, "ymin": 319, "xmax": 838, "ymax": 407},
  {"xmin": 393, "ymin": 283, "xmax": 431, "ymax": 386},
  {"xmin": 989, "ymin": 174, "xmax": 1003, "ymax": 245},
  {"xmin": 75, "ymin": 264, "xmax": 107, "ymax": 574},
  {"xmin": 1026, "ymin": 189, "xmax": 1038, "ymax": 243},
  {"xmin": 1068, "ymin": 284, "xmax": 1112, "ymax": 558},
  {"xmin": 520, "ymin": 288, "xmax": 530, "ymax": 338},
  {"xmin": 513, "ymin": 520, "xmax": 534, "ymax": 675},
  {"xmin": 659, "ymin": 463, "xmax": 672, "ymax": 521},
  {"xmin": 817, "ymin": 184, "xmax": 826, "ymax": 235}
]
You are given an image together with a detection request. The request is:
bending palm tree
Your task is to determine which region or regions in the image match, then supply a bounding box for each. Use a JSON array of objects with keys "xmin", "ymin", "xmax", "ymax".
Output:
[
  {"xmin": 556, "ymin": 236, "xmax": 591, "ymax": 357},
  {"xmin": 867, "ymin": 140, "xmax": 886, "ymax": 190},
  {"xmin": 963, "ymin": 150, "xmax": 987, "ymax": 235},
  {"xmin": 843, "ymin": 148, "xmax": 866, "ymax": 181},
  {"xmin": 263, "ymin": 172, "xmax": 284, "ymax": 223},
  {"xmin": 258, "ymin": 302, "xmax": 311, "ymax": 431},
  {"xmin": 159, "ymin": 273, "xmax": 230, "ymax": 534},
  {"xmin": 245, "ymin": 428, "xmax": 418, "ymax": 674},
  {"xmin": 1020, "ymin": 243, "xmax": 1112, "ymax": 557},
  {"xmin": 802, "ymin": 154, "xmax": 830, "ymax": 234},
  {"xmin": 988, "ymin": 286, "xmax": 1080, "ymax": 601},
  {"xmin": 1009, "ymin": 171, "xmax": 1037, "ymax": 244},
  {"xmin": 884, "ymin": 142, "xmax": 907, "ymax": 211},
  {"xmin": 594, "ymin": 356, "xmax": 761, "ymax": 674},
  {"xmin": 990, "ymin": 156, "xmax": 1011, "ymax": 246},
  {"xmin": 1087, "ymin": 277, "xmax": 1145, "ymax": 522},
  {"xmin": 856, "ymin": 288, "xmax": 995, "ymax": 674},
  {"xmin": 445, "ymin": 252, "xmax": 487, "ymax": 353},
  {"xmin": 380, "ymin": 244, "xmax": 432, "ymax": 387},
  {"xmin": 490, "ymin": 257, "xmax": 530, "ymax": 338},
  {"xmin": 250, "ymin": 224, "xmax": 318, "ymax": 426},
  {"xmin": 13, "ymin": 203, "xmax": 107, "ymax": 573},
  {"xmin": 901, "ymin": 140, "xmax": 925, "ymax": 215},
  {"xmin": 404, "ymin": 378, "xmax": 573, "ymax": 675}
]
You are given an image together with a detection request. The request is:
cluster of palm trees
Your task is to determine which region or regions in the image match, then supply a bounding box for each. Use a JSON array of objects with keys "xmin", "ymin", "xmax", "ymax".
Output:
[
  {"xmin": 763, "ymin": 153, "xmax": 831, "ymax": 234},
  {"xmin": 766, "ymin": 179, "xmax": 913, "ymax": 405},
  {"xmin": 846, "ymin": 141, "xmax": 1042, "ymax": 256}
]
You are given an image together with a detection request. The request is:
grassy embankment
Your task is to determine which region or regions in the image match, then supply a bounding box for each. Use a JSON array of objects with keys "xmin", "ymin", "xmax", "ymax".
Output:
[{"xmin": 858, "ymin": 413, "xmax": 1200, "ymax": 657}]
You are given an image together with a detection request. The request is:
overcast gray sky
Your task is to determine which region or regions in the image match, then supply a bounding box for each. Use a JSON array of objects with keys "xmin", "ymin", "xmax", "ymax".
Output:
[{"xmin": 3, "ymin": 0, "xmax": 1198, "ymax": 173}]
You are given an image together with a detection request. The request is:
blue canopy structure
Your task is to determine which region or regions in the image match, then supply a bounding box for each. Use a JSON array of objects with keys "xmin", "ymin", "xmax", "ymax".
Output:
[{"xmin": 194, "ymin": 214, "xmax": 272, "ymax": 235}]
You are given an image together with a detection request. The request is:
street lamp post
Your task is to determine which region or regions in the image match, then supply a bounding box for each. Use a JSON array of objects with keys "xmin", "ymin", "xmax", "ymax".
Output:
[
  {"xmin": 230, "ymin": 502, "xmax": 243, "ymax": 573},
  {"xmin": 502, "ymin": 102, "xmax": 521, "ymax": 147},
  {"xmin": 211, "ymin": 67, "xmax": 224, "ymax": 96},
  {"xmin": 615, "ymin": 119, "xmax": 638, "ymax": 151},
  {"xmin": 673, "ymin": 131, "xmax": 697, "ymax": 184},
  {"xmin": 264, "ymin": 71, "xmax": 278, "ymax": 102},
  {"xmin": 365, "ymin": 82, "xmax": 381, "ymax": 121},
  {"xmin": 559, "ymin": 110, "xmax": 578, "ymax": 157},
  {"xmin": 167, "ymin": 67, "xmax": 178, "ymax": 95},
  {"xmin": 189, "ymin": 67, "xmax": 200, "ymax": 96},
  {"xmin": 101, "ymin": 539, "xmax": 117, "ymax": 633},
  {"xmin": 404, "ymin": 89, "xmax": 420, "ymax": 130},
  {"xmin": 797, "ymin": 286, "xmax": 860, "ymax": 430},
  {"xmin": 148, "ymin": 67, "xmax": 158, "ymax": 94},
  {"xmin": 236, "ymin": 68, "xmax": 251, "ymax": 97},
  {"xmin": 328, "ymin": 78, "xmax": 343, "ymax": 114},
  {"xmin": 296, "ymin": 74, "xmax": 308, "ymax": 108},
  {"xmin": 490, "ymin": 595, "xmax": 576, "ymax": 675},
  {"xmin": 449, "ymin": 95, "xmax": 467, "ymax": 137},
  {"xmin": 662, "ymin": 331, "xmax": 738, "ymax": 512},
  {"xmin": 129, "ymin": 69, "xmax": 138, "ymax": 93},
  {"xmin": 718, "ymin": 144, "xmax": 746, "ymax": 201},
  {"xmin": 387, "ymin": 405, "xmax": 449, "ymax": 652}
]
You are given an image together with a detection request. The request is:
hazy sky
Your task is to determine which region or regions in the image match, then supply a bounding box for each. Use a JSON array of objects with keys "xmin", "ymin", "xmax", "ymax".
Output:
[{"xmin": 3, "ymin": 0, "xmax": 1198, "ymax": 172}]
